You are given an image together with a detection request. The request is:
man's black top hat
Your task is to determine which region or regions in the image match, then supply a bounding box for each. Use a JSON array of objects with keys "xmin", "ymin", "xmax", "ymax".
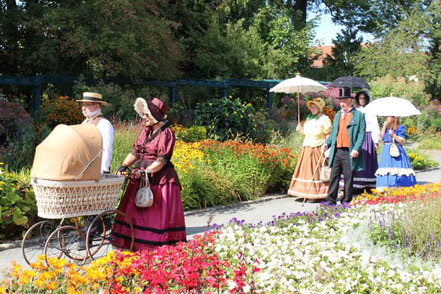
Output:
[{"xmin": 337, "ymin": 87, "xmax": 352, "ymax": 99}]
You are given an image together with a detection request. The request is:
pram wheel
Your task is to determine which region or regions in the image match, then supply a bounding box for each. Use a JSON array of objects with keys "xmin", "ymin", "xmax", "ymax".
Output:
[
  {"xmin": 44, "ymin": 225, "xmax": 87, "ymax": 267},
  {"xmin": 86, "ymin": 209, "xmax": 134, "ymax": 260},
  {"xmin": 21, "ymin": 220, "xmax": 57, "ymax": 265}
]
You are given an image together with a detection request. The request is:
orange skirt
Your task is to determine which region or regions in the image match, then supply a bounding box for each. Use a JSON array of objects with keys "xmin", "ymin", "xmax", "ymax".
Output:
[{"xmin": 287, "ymin": 146, "xmax": 329, "ymax": 199}]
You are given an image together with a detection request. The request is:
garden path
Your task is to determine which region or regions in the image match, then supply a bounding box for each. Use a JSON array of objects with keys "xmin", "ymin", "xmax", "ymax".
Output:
[{"xmin": 0, "ymin": 151, "xmax": 440, "ymax": 278}]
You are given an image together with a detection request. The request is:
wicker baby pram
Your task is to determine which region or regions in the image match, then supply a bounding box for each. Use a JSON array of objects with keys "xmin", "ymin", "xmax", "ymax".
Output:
[
  {"xmin": 31, "ymin": 174, "xmax": 125, "ymax": 219},
  {"xmin": 22, "ymin": 124, "xmax": 133, "ymax": 267}
]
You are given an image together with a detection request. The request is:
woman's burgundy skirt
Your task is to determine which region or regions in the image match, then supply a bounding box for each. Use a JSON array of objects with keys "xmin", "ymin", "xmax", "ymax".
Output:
[{"xmin": 112, "ymin": 178, "xmax": 186, "ymax": 251}]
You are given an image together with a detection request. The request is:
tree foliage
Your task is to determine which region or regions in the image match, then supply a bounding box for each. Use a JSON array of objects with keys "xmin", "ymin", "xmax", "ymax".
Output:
[
  {"xmin": 353, "ymin": 3, "xmax": 434, "ymax": 85},
  {"xmin": 322, "ymin": 0, "xmax": 433, "ymax": 37},
  {"xmin": 0, "ymin": 0, "xmax": 180, "ymax": 79},
  {"xmin": 323, "ymin": 29, "xmax": 363, "ymax": 79}
]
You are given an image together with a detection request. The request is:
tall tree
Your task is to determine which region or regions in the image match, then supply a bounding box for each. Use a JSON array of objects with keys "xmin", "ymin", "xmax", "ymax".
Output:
[
  {"xmin": 324, "ymin": 29, "xmax": 363, "ymax": 79},
  {"xmin": 0, "ymin": 0, "xmax": 180, "ymax": 79},
  {"xmin": 353, "ymin": 4, "xmax": 431, "ymax": 81},
  {"xmin": 321, "ymin": 0, "xmax": 434, "ymax": 37}
]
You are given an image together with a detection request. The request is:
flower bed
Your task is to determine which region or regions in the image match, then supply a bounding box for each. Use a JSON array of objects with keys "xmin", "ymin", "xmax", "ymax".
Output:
[
  {"xmin": 3, "ymin": 183, "xmax": 441, "ymax": 293},
  {"xmin": 169, "ymin": 139, "xmax": 297, "ymax": 209}
]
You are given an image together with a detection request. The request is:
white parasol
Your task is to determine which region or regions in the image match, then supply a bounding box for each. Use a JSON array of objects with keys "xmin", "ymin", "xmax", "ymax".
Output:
[
  {"xmin": 364, "ymin": 96, "xmax": 421, "ymax": 117},
  {"xmin": 270, "ymin": 74, "xmax": 326, "ymax": 123}
]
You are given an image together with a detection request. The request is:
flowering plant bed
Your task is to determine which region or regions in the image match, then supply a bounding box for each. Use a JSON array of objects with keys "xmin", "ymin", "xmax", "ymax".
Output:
[{"xmin": 2, "ymin": 183, "xmax": 441, "ymax": 293}]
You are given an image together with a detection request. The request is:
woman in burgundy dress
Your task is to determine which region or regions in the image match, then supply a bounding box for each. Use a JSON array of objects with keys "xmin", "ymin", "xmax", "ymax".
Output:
[{"xmin": 113, "ymin": 97, "xmax": 186, "ymax": 251}]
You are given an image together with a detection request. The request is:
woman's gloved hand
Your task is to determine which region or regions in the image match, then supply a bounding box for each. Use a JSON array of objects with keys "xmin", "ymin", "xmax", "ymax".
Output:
[{"xmin": 116, "ymin": 165, "xmax": 128, "ymax": 175}]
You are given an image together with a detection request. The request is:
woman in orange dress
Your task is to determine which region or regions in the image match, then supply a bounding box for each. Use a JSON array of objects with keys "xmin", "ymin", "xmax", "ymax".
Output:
[{"xmin": 288, "ymin": 98, "xmax": 332, "ymax": 199}]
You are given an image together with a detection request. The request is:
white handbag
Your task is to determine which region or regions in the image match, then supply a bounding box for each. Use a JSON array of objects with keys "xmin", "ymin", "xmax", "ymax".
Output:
[
  {"xmin": 319, "ymin": 155, "xmax": 331, "ymax": 182},
  {"xmin": 389, "ymin": 139, "xmax": 400, "ymax": 158},
  {"xmin": 135, "ymin": 173, "xmax": 154, "ymax": 208}
]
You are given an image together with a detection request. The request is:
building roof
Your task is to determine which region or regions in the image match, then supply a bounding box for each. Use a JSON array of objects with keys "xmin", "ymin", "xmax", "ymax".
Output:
[{"xmin": 311, "ymin": 45, "xmax": 334, "ymax": 68}]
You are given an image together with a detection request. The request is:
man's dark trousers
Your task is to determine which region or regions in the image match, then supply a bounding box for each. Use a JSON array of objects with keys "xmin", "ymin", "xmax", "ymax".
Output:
[{"xmin": 326, "ymin": 148, "xmax": 355, "ymax": 204}]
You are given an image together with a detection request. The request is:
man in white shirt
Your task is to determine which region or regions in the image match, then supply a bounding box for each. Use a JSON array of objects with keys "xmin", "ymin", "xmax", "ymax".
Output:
[
  {"xmin": 77, "ymin": 92, "xmax": 114, "ymax": 174},
  {"xmin": 76, "ymin": 92, "xmax": 114, "ymax": 250}
]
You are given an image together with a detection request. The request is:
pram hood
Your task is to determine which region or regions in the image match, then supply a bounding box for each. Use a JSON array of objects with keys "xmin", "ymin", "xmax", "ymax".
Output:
[{"xmin": 30, "ymin": 124, "xmax": 103, "ymax": 181}]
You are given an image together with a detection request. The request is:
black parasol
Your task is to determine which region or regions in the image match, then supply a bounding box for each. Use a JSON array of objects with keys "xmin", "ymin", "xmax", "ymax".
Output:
[{"xmin": 329, "ymin": 76, "xmax": 370, "ymax": 89}]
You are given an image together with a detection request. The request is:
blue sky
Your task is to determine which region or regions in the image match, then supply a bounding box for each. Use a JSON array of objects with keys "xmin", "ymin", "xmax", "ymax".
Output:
[{"xmin": 311, "ymin": 12, "xmax": 374, "ymax": 45}]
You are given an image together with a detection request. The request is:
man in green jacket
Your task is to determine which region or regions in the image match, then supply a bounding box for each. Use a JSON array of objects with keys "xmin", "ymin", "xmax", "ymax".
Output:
[{"xmin": 322, "ymin": 87, "xmax": 366, "ymax": 205}]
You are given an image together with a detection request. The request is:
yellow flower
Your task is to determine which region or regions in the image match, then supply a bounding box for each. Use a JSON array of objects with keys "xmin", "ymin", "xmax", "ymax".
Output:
[
  {"xmin": 46, "ymin": 281, "xmax": 57, "ymax": 290},
  {"xmin": 11, "ymin": 261, "xmax": 22, "ymax": 278},
  {"xmin": 34, "ymin": 279, "xmax": 45, "ymax": 288},
  {"xmin": 18, "ymin": 269, "xmax": 36, "ymax": 285}
]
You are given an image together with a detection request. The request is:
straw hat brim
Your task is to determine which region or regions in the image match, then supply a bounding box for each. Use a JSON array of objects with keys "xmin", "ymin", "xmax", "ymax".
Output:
[
  {"xmin": 76, "ymin": 99, "xmax": 108, "ymax": 105},
  {"xmin": 306, "ymin": 101, "xmax": 324, "ymax": 112}
]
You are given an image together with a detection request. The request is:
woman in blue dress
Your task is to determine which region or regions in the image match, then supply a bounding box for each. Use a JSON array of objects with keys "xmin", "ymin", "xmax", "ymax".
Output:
[{"xmin": 375, "ymin": 116, "xmax": 416, "ymax": 190}]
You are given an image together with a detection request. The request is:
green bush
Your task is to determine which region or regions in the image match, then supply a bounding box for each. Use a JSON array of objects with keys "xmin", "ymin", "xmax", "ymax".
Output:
[
  {"xmin": 0, "ymin": 101, "xmax": 50, "ymax": 171},
  {"xmin": 370, "ymin": 75, "xmax": 430, "ymax": 107},
  {"xmin": 432, "ymin": 118, "xmax": 441, "ymax": 132},
  {"xmin": 417, "ymin": 134, "xmax": 441, "ymax": 150},
  {"xmin": 194, "ymin": 96, "xmax": 257, "ymax": 141},
  {"xmin": 110, "ymin": 121, "xmax": 140, "ymax": 173},
  {"xmin": 405, "ymin": 148, "xmax": 439, "ymax": 170},
  {"xmin": 173, "ymin": 125, "xmax": 207, "ymax": 143},
  {"xmin": 0, "ymin": 164, "xmax": 37, "ymax": 239},
  {"xmin": 179, "ymin": 166, "xmax": 240, "ymax": 210},
  {"xmin": 73, "ymin": 80, "xmax": 169, "ymax": 122}
]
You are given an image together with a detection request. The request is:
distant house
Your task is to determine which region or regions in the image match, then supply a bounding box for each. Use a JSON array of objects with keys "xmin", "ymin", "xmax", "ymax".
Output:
[
  {"xmin": 311, "ymin": 45, "xmax": 334, "ymax": 68},
  {"xmin": 311, "ymin": 44, "xmax": 369, "ymax": 68}
]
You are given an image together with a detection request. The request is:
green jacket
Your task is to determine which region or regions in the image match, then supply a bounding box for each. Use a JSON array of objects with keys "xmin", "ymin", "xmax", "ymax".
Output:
[{"xmin": 325, "ymin": 108, "xmax": 366, "ymax": 172}]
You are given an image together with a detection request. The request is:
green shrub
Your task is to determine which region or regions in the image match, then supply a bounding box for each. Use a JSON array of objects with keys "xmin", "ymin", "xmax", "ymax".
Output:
[
  {"xmin": 200, "ymin": 140, "xmax": 296, "ymax": 197},
  {"xmin": 417, "ymin": 134, "xmax": 441, "ymax": 150},
  {"xmin": 370, "ymin": 75, "xmax": 430, "ymax": 107},
  {"xmin": 179, "ymin": 166, "xmax": 240, "ymax": 210},
  {"xmin": 0, "ymin": 164, "xmax": 37, "ymax": 239},
  {"xmin": 0, "ymin": 101, "xmax": 50, "ymax": 171},
  {"xmin": 194, "ymin": 96, "xmax": 257, "ymax": 141},
  {"xmin": 1, "ymin": 123, "xmax": 51, "ymax": 171},
  {"xmin": 172, "ymin": 125, "xmax": 207, "ymax": 143},
  {"xmin": 110, "ymin": 121, "xmax": 141, "ymax": 173},
  {"xmin": 73, "ymin": 80, "xmax": 169, "ymax": 122},
  {"xmin": 405, "ymin": 148, "xmax": 439, "ymax": 170},
  {"xmin": 432, "ymin": 118, "xmax": 441, "ymax": 132}
]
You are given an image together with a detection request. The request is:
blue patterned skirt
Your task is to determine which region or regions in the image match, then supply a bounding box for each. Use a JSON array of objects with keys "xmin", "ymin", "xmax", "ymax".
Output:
[{"xmin": 375, "ymin": 143, "xmax": 416, "ymax": 189}]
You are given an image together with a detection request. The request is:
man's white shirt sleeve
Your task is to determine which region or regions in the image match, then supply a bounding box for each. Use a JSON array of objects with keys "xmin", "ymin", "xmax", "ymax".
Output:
[{"xmin": 96, "ymin": 119, "xmax": 114, "ymax": 173}]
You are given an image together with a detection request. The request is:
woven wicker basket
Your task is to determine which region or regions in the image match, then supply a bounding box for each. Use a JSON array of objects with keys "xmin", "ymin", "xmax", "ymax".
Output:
[{"xmin": 31, "ymin": 175, "xmax": 125, "ymax": 219}]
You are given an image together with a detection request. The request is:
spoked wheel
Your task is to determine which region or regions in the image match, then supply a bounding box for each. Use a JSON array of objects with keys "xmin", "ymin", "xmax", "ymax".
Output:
[
  {"xmin": 44, "ymin": 225, "xmax": 88, "ymax": 267},
  {"xmin": 21, "ymin": 220, "xmax": 58, "ymax": 265},
  {"xmin": 86, "ymin": 210, "xmax": 134, "ymax": 260}
]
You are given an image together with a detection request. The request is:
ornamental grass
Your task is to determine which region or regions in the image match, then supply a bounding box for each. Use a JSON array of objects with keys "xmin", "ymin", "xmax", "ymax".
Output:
[{"xmin": 367, "ymin": 183, "xmax": 441, "ymax": 263}]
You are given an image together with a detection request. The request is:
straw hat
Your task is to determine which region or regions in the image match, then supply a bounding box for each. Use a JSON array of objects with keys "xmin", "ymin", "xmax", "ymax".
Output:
[
  {"xmin": 306, "ymin": 97, "xmax": 326, "ymax": 112},
  {"xmin": 76, "ymin": 92, "xmax": 108, "ymax": 105}
]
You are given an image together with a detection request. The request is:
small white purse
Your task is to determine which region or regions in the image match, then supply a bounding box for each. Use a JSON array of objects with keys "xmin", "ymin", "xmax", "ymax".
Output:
[
  {"xmin": 320, "ymin": 156, "xmax": 331, "ymax": 182},
  {"xmin": 389, "ymin": 139, "xmax": 400, "ymax": 158},
  {"xmin": 135, "ymin": 173, "xmax": 154, "ymax": 208}
]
